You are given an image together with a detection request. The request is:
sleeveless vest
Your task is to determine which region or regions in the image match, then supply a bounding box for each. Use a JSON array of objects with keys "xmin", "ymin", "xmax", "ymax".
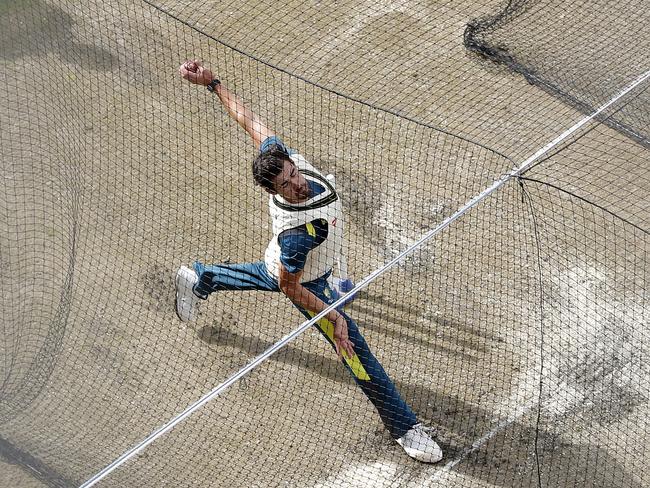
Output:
[{"xmin": 264, "ymin": 154, "xmax": 344, "ymax": 283}]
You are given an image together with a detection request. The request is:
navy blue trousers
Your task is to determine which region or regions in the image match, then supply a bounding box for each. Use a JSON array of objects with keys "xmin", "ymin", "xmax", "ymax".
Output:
[{"xmin": 193, "ymin": 260, "xmax": 417, "ymax": 439}]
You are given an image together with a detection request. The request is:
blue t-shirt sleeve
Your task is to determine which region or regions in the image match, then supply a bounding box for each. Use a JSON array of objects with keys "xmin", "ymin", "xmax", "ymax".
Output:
[
  {"xmin": 279, "ymin": 229, "xmax": 313, "ymax": 274},
  {"xmin": 278, "ymin": 219, "xmax": 328, "ymax": 274},
  {"xmin": 260, "ymin": 135, "xmax": 296, "ymax": 155}
]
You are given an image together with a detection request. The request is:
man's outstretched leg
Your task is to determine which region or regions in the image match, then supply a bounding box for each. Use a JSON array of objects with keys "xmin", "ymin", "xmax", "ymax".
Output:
[{"xmin": 175, "ymin": 261, "xmax": 279, "ymax": 322}]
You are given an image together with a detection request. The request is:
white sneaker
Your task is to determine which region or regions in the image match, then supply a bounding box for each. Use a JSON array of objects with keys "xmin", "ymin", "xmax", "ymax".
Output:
[
  {"xmin": 397, "ymin": 423, "xmax": 443, "ymax": 463},
  {"xmin": 175, "ymin": 265, "xmax": 200, "ymax": 322}
]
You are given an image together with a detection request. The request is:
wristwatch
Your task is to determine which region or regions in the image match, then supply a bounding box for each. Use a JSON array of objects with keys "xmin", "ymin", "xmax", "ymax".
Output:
[{"xmin": 206, "ymin": 79, "xmax": 221, "ymax": 92}]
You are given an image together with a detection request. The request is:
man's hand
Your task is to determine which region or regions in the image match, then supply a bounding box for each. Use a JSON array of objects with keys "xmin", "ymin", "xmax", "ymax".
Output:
[
  {"xmin": 179, "ymin": 59, "xmax": 214, "ymax": 86},
  {"xmin": 333, "ymin": 314, "xmax": 355, "ymax": 360},
  {"xmin": 278, "ymin": 264, "xmax": 355, "ymax": 360}
]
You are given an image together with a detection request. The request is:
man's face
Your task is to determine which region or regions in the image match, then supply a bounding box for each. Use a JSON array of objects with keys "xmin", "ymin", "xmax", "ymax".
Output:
[{"xmin": 269, "ymin": 160, "xmax": 311, "ymax": 203}]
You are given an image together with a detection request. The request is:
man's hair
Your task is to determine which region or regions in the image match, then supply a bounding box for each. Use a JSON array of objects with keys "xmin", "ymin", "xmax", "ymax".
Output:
[{"xmin": 252, "ymin": 144, "xmax": 292, "ymax": 191}]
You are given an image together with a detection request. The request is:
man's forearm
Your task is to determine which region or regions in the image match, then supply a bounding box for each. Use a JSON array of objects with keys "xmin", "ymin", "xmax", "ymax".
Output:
[
  {"xmin": 179, "ymin": 59, "xmax": 274, "ymax": 147},
  {"xmin": 278, "ymin": 266, "xmax": 354, "ymax": 358},
  {"xmin": 281, "ymin": 282, "xmax": 340, "ymax": 324},
  {"xmin": 213, "ymin": 84, "xmax": 272, "ymax": 147}
]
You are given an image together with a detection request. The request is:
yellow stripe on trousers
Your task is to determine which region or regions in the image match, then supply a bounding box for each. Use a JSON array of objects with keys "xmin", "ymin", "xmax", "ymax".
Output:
[{"xmin": 306, "ymin": 310, "xmax": 370, "ymax": 381}]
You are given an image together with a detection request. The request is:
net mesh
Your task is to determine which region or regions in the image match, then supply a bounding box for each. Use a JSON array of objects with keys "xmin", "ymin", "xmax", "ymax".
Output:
[{"xmin": 0, "ymin": 1, "xmax": 647, "ymax": 487}]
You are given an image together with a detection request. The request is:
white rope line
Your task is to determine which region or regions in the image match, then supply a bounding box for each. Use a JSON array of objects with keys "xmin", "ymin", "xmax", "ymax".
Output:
[{"xmin": 79, "ymin": 68, "xmax": 649, "ymax": 488}]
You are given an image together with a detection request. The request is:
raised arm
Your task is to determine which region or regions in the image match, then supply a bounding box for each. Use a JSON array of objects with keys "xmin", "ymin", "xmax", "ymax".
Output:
[{"xmin": 179, "ymin": 60, "xmax": 275, "ymax": 148}]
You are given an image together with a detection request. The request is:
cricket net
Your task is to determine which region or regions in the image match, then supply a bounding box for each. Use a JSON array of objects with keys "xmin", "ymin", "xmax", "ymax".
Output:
[{"xmin": 0, "ymin": 1, "xmax": 647, "ymax": 487}]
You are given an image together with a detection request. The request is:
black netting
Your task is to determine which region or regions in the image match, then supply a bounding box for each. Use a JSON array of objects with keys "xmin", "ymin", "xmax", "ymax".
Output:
[
  {"xmin": 465, "ymin": 0, "xmax": 649, "ymax": 148},
  {"xmin": 0, "ymin": 1, "xmax": 647, "ymax": 487}
]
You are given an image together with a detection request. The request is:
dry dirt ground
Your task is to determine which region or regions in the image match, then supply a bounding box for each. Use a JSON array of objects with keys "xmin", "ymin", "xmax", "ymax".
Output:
[{"xmin": 0, "ymin": 1, "xmax": 648, "ymax": 487}]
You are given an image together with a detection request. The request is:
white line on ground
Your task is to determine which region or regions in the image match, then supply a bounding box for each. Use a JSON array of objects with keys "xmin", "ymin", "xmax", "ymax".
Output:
[{"xmin": 427, "ymin": 400, "xmax": 537, "ymax": 486}]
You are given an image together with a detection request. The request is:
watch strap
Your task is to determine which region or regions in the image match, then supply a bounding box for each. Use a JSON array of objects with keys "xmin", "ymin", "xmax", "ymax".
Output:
[{"xmin": 206, "ymin": 79, "xmax": 221, "ymax": 92}]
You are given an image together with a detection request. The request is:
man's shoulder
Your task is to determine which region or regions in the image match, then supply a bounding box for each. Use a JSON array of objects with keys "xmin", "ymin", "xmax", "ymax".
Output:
[{"xmin": 260, "ymin": 135, "xmax": 297, "ymax": 156}]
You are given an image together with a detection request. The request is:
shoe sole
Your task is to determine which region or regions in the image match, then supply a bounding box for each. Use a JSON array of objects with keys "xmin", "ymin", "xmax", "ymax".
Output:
[
  {"xmin": 175, "ymin": 268, "xmax": 195, "ymax": 322},
  {"xmin": 174, "ymin": 270, "xmax": 184, "ymax": 322}
]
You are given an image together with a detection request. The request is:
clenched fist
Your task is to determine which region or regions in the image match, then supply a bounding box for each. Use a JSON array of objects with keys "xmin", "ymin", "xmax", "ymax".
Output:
[{"xmin": 179, "ymin": 59, "xmax": 214, "ymax": 86}]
